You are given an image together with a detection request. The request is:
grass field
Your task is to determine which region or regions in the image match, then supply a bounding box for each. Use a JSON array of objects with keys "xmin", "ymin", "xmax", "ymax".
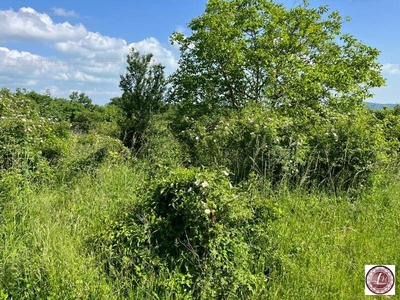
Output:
[{"xmin": 0, "ymin": 161, "xmax": 398, "ymax": 299}]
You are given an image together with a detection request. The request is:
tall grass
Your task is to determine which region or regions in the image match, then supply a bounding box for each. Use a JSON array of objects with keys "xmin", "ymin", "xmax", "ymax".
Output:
[
  {"xmin": 0, "ymin": 163, "xmax": 144, "ymax": 299},
  {"xmin": 267, "ymin": 169, "xmax": 400, "ymax": 299},
  {"xmin": 0, "ymin": 160, "xmax": 399, "ymax": 299}
]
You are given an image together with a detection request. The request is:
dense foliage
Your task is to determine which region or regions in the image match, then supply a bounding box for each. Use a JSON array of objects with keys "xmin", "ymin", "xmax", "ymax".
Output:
[
  {"xmin": 169, "ymin": 0, "xmax": 384, "ymax": 112},
  {"xmin": 92, "ymin": 168, "xmax": 280, "ymax": 298},
  {"xmin": 111, "ymin": 48, "xmax": 166, "ymax": 151}
]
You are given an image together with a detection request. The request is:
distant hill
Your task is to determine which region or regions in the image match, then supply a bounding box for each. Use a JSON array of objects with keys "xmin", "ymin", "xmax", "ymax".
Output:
[{"xmin": 364, "ymin": 102, "xmax": 398, "ymax": 110}]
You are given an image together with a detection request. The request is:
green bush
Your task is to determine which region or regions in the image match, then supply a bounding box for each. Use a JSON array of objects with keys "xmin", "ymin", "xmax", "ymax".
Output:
[
  {"xmin": 140, "ymin": 114, "xmax": 189, "ymax": 171},
  {"xmin": 303, "ymin": 108, "xmax": 387, "ymax": 193},
  {"xmin": 371, "ymin": 107, "xmax": 400, "ymax": 163},
  {"xmin": 0, "ymin": 88, "xmax": 70, "ymax": 197},
  {"xmin": 59, "ymin": 133, "xmax": 131, "ymax": 182},
  {"xmin": 174, "ymin": 104, "xmax": 293, "ymax": 184},
  {"xmin": 172, "ymin": 103, "xmax": 387, "ymax": 194},
  {"xmin": 0, "ymin": 88, "xmax": 130, "ymax": 194},
  {"xmin": 91, "ymin": 167, "xmax": 281, "ymax": 298}
]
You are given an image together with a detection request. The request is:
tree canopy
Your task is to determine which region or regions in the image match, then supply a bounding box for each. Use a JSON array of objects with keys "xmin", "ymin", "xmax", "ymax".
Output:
[
  {"xmin": 169, "ymin": 0, "xmax": 385, "ymax": 113},
  {"xmin": 112, "ymin": 48, "xmax": 166, "ymax": 150}
]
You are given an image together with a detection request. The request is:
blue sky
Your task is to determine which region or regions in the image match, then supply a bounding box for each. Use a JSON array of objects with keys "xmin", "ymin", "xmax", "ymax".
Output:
[{"xmin": 0, "ymin": 0, "xmax": 399, "ymax": 105}]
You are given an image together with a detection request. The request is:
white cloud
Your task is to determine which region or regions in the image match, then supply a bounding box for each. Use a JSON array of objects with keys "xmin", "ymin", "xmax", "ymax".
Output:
[
  {"xmin": 72, "ymin": 71, "xmax": 114, "ymax": 83},
  {"xmin": 55, "ymin": 35, "xmax": 178, "ymax": 74},
  {"xmin": 382, "ymin": 63, "xmax": 400, "ymax": 75},
  {"xmin": 39, "ymin": 86, "xmax": 121, "ymax": 99},
  {"xmin": 54, "ymin": 73, "xmax": 70, "ymax": 81},
  {"xmin": 0, "ymin": 47, "xmax": 69, "ymax": 79},
  {"xmin": 175, "ymin": 25, "xmax": 187, "ymax": 34},
  {"xmin": 0, "ymin": 7, "xmax": 179, "ymax": 104},
  {"xmin": 0, "ymin": 7, "xmax": 178, "ymax": 70},
  {"xmin": 0, "ymin": 7, "xmax": 87, "ymax": 42},
  {"xmin": 51, "ymin": 7, "xmax": 79, "ymax": 18},
  {"xmin": 133, "ymin": 37, "xmax": 179, "ymax": 73},
  {"xmin": 43, "ymin": 85, "xmax": 61, "ymax": 96},
  {"xmin": 26, "ymin": 80, "xmax": 38, "ymax": 86},
  {"xmin": 0, "ymin": 46, "xmax": 116, "ymax": 85},
  {"xmin": 55, "ymin": 32, "xmax": 128, "ymax": 58}
]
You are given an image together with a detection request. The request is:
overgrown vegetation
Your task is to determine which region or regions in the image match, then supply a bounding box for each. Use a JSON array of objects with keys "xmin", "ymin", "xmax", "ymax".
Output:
[{"xmin": 1, "ymin": 0, "xmax": 399, "ymax": 298}]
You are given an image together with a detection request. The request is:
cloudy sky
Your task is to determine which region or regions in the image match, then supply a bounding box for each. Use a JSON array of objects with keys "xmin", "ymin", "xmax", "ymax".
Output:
[{"xmin": 0, "ymin": 0, "xmax": 399, "ymax": 105}]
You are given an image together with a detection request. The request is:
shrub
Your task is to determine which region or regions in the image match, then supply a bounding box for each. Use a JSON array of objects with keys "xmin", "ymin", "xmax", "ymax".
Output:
[
  {"xmin": 174, "ymin": 103, "xmax": 310, "ymax": 187},
  {"xmin": 371, "ymin": 107, "xmax": 400, "ymax": 163},
  {"xmin": 302, "ymin": 107, "xmax": 387, "ymax": 193},
  {"xmin": 0, "ymin": 88, "xmax": 70, "ymax": 197},
  {"xmin": 140, "ymin": 114, "xmax": 189, "ymax": 171},
  {"xmin": 59, "ymin": 133, "xmax": 131, "ymax": 182},
  {"xmin": 172, "ymin": 103, "xmax": 387, "ymax": 194},
  {"xmin": 91, "ymin": 167, "xmax": 281, "ymax": 298}
]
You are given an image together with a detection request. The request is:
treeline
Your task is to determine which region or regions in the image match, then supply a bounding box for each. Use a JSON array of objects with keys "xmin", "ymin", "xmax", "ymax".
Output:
[{"xmin": 2, "ymin": 80, "xmax": 400, "ymax": 198}]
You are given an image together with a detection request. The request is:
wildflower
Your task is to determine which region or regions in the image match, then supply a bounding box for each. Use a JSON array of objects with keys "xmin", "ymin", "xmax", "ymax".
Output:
[
  {"xmin": 201, "ymin": 181, "xmax": 209, "ymax": 188},
  {"xmin": 194, "ymin": 180, "xmax": 201, "ymax": 186},
  {"xmin": 222, "ymin": 171, "xmax": 229, "ymax": 176},
  {"xmin": 195, "ymin": 136, "xmax": 199, "ymax": 141},
  {"xmin": 187, "ymin": 187, "xmax": 192, "ymax": 193},
  {"xmin": 205, "ymin": 209, "xmax": 211, "ymax": 214}
]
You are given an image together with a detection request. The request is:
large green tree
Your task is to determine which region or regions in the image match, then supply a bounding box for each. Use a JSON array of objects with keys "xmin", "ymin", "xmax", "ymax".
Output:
[
  {"xmin": 115, "ymin": 48, "xmax": 166, "ymax": 150},
  {"xmin": 169, "ymin": 0, "xmax": 385, "ymax": 113}
]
